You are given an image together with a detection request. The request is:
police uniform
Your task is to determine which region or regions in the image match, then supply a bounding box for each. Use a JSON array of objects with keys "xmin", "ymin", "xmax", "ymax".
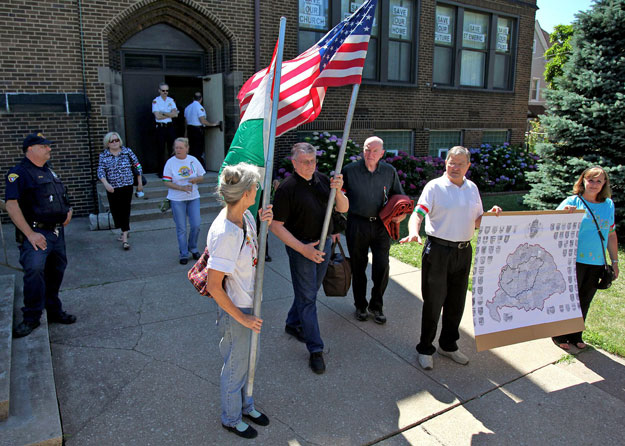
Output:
[
  {"xmin": 184, "ymin": 100, "xmax": 206, "ymax": 165},
  {"xmin": 5, "ymin": 139, "xmax": 73, "ymax": 334},
  {"xmin": 152, "ymin": 95, "xmax": 178, "ymax": 174}
]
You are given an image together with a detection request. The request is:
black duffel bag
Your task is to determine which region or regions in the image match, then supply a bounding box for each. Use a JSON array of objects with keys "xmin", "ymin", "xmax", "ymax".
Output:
[{"xmin": 323, "ymin": 240, "xmax": 352, "ymax": 297}]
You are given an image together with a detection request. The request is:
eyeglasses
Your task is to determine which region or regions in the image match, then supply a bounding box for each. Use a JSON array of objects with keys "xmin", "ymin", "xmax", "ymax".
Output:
[
  {"xmin": 295, "ymin": 158, "xmax": 317, "ymax": 166},
  {"xmin": 109, "ymin": 139, "xmax": 120, "ymax": 143}
]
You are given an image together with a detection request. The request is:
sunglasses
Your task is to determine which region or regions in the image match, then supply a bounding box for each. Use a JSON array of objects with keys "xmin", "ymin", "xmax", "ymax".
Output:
[
  {"xmin": 109, "ymin": 139, "xmax": 120, "ymax": 143},
  {"xmin": 160, "ymin": 89, "xmax": 169, "ymax": 93}
]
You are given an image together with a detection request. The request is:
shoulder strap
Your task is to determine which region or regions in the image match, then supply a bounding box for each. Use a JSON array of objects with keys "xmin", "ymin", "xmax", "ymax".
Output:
[{"xmin": 577, "ymin": 195, "xmax": 609, "ymax": 266}]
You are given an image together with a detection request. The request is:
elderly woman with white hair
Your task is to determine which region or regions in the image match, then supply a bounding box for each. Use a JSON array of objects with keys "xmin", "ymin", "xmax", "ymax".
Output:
[
  {"xmin": 205, "ymin": 162, "xmax": 273, "ymax": 440},
  {"xmin": 97, "ymin": 131, "xmax": 143, "ymax": 249}
]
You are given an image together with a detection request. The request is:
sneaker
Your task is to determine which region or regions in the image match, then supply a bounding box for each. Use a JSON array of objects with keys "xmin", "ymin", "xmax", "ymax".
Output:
[
  {"xmin": 48, "ymin": 311, "xmax": 77, "ymax": 325},
  {"xmin": 135, "ymin": 191, "xmax": 145, "ymax": 198},
  {"xmin": 368, "ymin": 308, "xmax": 387, "ymax": 324},
  {"xmin": 192, "ymin": 252, "xmax": 201, "ymax": 260},
  {"xmin": 354, "ymin": 308, "xmax": 368, "ymax": 321},
  {"xmin": 285, "ymin": 324, "xmax": 306, "ymax": 343},
  {"xmin": 438, "ymin": 348, "xmax": 469, "ymax": 365},
  {"xmin": 179, "ymin": 258, "xmax": 189, "ymax": 265},
  {"xmin": 309, "ymin": 352, "xmax": 326, "ymax": 374},
  {"xmin": 418, "ymin": 353, "xmax": 433, "ymax": 370},
  {"xmin": 222, "ymin": 422, "xmax": 258, "ymax": 439},
  {"xmin": 13, "ymin": 320, "xmax": 40, "ymax": 338}
]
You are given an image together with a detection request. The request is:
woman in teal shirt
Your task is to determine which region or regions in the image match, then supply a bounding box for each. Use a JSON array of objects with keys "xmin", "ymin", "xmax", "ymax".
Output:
[{"xmin": 554, "ymin": 166, "xmax": 619, "ymax": 350}]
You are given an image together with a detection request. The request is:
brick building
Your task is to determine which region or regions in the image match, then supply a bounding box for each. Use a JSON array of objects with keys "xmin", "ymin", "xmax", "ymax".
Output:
[{"xmin": 0, "ymin": 0, "xmax": 537, "ymax": 216}]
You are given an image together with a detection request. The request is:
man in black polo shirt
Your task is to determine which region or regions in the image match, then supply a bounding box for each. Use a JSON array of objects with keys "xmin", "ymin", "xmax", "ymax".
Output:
[
  {"xmin": 342, "ymin": 136, "xmax": 404, "ymax": 324},
  {"xmin": 270, "ymin": 142, "xmax": 349, "ymax": 374}
]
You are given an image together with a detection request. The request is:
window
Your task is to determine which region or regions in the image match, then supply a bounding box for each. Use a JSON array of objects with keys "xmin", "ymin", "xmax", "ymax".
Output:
[
  {"xmin": 482, "ymin": 130, "xmax": 508, "ymax": 146},
  {"xmin": 299, "ymin": 0, "xmax": 417, "ymax": 84},
  {"xmin": 530, "ymin": 78, "xmax": 540, "ymax": 101},
  {"xmin": 4, "ymin": 93, "xmax": 90, "ymax": 113},
  {"xmin": 433, "ymin": 3, "xmax": 517, "ymax": 90},
  {"xmin": 429, "ymin": 130, "xmax": 461, "ymax": 157},
  {"xmin": 376, "ymin": 130, "xmax": 413, "ymax": 154}
]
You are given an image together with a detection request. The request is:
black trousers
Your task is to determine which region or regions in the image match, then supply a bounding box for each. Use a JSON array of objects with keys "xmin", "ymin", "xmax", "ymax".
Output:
[
  {"xmin": 187, "ymin": 125, "xmax": 205, "ymax": 167},
  {"xmin": 155, "ymin": 124, "xmax": 176, "ymax": 175},
  {"xmin": 107, "ymin": 185, "xmax": 134, "ymax": 232},
  {"xmin": 553, "ymin": 262, "xmax": 603, "ymax": 344},
  {"xmin": 417, "ymin": 238, "xmax": 472, "ymax": 355},
  {"xmin": 345, "ymin": 216, "xmax": 390, "ymax": 312}
]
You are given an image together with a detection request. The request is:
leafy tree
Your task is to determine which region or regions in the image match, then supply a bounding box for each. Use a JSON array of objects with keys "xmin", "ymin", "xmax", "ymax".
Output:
[
  {"xmin": 544, "ymin": 24, "xmax": 575, "ymax": 89},
  {"xmin": 525, "ymin": 0, "xmax": 625, "ymax": 236}
]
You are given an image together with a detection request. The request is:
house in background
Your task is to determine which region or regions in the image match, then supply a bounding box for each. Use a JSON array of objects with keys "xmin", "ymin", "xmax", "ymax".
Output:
[{"xmin": 528, "ymin": 19, "xmax": 551, "ymax": 120}]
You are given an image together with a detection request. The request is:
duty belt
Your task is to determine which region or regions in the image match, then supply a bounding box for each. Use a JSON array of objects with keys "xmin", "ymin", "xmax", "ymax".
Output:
[
  {"xmin": 428, "ymin": 236, "xmax": 471, "ymax": 249},
  {"xmin": 155, "ymin": 122, "xmax": 172, "ymax": 128},
  {"xmin": 352, "ymin": 214, "xmax": 378, "ymax": 221}
]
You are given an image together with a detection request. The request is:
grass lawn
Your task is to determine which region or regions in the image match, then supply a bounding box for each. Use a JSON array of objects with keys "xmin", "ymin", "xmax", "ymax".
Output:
[{"xmin": 389, "ymin": 192, "xmax": 625, "ymax": 357}]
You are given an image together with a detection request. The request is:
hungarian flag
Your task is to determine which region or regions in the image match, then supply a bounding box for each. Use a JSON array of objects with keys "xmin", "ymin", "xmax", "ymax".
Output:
[{"xmin": 221, "ymin": 0, "xmax": 377, "ymax": 214}]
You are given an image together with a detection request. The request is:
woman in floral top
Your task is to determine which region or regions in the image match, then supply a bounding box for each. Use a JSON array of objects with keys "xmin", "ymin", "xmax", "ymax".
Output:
[{"xmin": 97, "ymin": 132, "xmax": 142, "ymax": 249}]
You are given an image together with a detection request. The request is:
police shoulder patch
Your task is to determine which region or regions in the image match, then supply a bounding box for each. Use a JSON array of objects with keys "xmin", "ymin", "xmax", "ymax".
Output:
[
  {"xmin": 152, "ymin": 100, "xmax": 157, "ymax": 104},
  {"xmin": 8, "ymin": 173, "xmax": 19, "ymax": 182},
  {"xmin": 200, "ymin": 108, "xmax": 205, "ymax": 112}
]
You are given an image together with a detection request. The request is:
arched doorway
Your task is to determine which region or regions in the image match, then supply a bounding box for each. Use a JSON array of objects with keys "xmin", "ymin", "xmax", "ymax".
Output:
[{"xmin": 121, "ymin": 23, "xmax": 205, "ymax": 173}]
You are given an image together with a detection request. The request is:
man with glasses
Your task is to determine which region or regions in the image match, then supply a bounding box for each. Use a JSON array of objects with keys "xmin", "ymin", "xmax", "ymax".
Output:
[
  {"xmin": 342, "ymin": 136, "xmax": 404, "ymax": 325},
  {"xmin": 270, "ymin": 143, "xmax": 348, "ymax": 374},
  {"xmin": 5, "ymin": 133, "xmax": 76, "ymax": 338},
  {"xmin": 152, "ymin": 82, "xmax": 178, "ymax": 176}
]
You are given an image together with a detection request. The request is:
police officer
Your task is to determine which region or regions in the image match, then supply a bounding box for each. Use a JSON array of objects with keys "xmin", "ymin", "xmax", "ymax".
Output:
[
  {"xmin": 152, "ymin": 82, "xmax": 178, "ymax": 176},
  {"xmin": 5, "ymin": 133, "xmax": 76, "ymax": 338},
  {"xmin": 184, "ymin": 92, "xmax": 220, "ymax": 168}
]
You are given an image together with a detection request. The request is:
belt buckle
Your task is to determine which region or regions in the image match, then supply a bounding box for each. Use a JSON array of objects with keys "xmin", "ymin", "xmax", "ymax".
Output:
[
  {"xmin": 368, "ymin": 216, "xmax": 377, "ymax": 222},
  {"xmin": 458, "ymin": 241, "xmax": 470, "ymax": 249}
]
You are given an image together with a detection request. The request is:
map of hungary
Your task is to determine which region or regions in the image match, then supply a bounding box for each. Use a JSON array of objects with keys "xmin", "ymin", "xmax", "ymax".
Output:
[{"xmin": 486, "ymin": 243, "xmax": 566, "ymax": 322}]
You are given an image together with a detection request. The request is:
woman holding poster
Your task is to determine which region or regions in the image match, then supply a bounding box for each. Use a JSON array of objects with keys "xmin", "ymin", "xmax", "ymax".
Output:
[{"xmin": 553, "ymin": 166, "xmax": 619, "ymax": 350}]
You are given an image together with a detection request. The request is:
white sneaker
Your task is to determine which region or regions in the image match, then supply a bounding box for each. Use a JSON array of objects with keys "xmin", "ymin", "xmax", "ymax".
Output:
[
  {"xmin": 135, "ymin": 191, "xmax": 145, "ymax": 198},
  {"xmin": 438, "ymin": 348, "xmax": 469, "ymax": 365},
  {"xmin": 418, "ymin": 353, "xmax": 433, "ymax": 370}
]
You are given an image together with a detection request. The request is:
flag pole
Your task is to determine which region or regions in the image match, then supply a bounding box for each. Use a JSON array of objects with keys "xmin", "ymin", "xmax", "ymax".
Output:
[
  {"xmin": 245, "ymin": 16, "xmax": 286, "ymax": 399},
  {"xmin": 318, "ymin": 83, "xmax": 360, "ymax": 244}
]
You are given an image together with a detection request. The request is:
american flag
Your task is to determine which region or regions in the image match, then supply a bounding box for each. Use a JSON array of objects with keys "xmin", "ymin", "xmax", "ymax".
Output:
[{"xmin": 238, "ymin": 0, "xmax": 378, "ymax": 136}]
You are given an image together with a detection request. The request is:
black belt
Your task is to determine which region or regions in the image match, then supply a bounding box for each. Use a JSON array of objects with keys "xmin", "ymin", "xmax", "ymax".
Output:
[
  {"xmin": 156, "ymin": 122, "xmax": 172, "ymax": 127},
  {"xmin": 32, "ymin": 222, "xmax": 63, "ymax": 230},
  {"xmin": 428, "ymin": 236, "xmax": 471, "ymax": 249},
  {"xmin": 351, "ymin": 214, "xmax": 378, "ymax": 222}
]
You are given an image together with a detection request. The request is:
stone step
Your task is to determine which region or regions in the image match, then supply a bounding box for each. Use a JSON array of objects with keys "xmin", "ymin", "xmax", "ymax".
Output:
[
  {"xmin": 0, "ymin": 280, "xmax": 62, "ymax": 445},
  {"xmin": 129, "ymin": 201, "xmax": 222, "ymax": 222},
  {"xmin": 0, "ymin": 275, "xmax": 14, "ymax": 421}
]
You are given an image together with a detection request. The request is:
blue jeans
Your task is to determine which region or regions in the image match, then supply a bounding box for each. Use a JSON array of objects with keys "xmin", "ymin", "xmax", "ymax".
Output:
[
  {"xmin": 285, "ymin": 238, "xmax": 332, "ymax": 353},
  {"xmin": 18, "ymin": 227, "xmax": 67, "ymax": 323},
  {"xmin": 170, "ymin": 198, "xmax": 201, "ymax": 259},
  {"xmin": 217, "ymin": 307, "xmax": 257, "ymax": 427}
]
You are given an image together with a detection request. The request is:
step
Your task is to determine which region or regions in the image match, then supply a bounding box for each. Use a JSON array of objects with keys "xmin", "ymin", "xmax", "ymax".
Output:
[
  {"xmin": 0, "ymin": 281, "xmax": 62, "ymax": 445},
  {"xmin": 0, "ymin": 275, "xmax": 14, "ymax": 421},
  {"xmin": 129, "ymin": 201, "xmax": 223, "ymax": 222}
]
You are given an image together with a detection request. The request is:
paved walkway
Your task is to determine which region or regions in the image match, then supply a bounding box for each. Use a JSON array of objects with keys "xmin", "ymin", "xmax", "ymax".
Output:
[{"xmin": 1, "ymin": 215, "xmax": 624, "ymax": 445}]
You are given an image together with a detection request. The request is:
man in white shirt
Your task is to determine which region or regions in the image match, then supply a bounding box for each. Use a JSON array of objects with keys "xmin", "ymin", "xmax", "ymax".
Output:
[
  {"xmin": 184, "ymin": 92, "xmax": 220, "ymax": 168},
  {"xmin": 152, "ymin": 82, "xmax": 178, "ymax": 176},
  {"xmin": 400, "ymin": 146, "xmax": 501, "ymax": 370}
]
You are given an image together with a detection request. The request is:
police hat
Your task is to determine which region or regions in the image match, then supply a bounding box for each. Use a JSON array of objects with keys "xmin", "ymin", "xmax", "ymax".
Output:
[{"xmin": 22, "ymin": 132, "xmax": 54, "ymax": 151}]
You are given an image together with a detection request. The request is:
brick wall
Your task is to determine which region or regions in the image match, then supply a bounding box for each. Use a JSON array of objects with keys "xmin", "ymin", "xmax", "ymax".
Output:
[{"xmin": 0, "ymin": 0, "xmax": 536, "ymax": 217}]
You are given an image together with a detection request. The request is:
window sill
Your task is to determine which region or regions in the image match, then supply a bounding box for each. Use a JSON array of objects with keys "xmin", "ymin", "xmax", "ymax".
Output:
[{"xmin": 432, "ymin": 84, "xmax": 515, "ymax": 94}]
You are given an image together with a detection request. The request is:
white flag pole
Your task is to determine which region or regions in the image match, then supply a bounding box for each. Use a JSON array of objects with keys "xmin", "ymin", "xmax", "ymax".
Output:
[
  {"xmin": 245, "ymin": 16, "xmax": 286, "ymax": 399},
  {"xmin": 318, "ymin": 83, "xmax": 360, "ymax": 244}
]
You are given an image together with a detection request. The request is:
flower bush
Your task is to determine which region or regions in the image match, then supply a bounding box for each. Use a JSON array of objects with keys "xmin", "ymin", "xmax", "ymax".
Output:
[{"xmin": 275, "ymin": 133, "xmax": 539, "ymax": 194}]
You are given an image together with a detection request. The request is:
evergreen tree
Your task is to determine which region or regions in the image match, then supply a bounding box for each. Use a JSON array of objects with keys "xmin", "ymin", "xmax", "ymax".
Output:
[{"xmin": 525, "ymin": 0, "xmax": 625, "ymax": 235}]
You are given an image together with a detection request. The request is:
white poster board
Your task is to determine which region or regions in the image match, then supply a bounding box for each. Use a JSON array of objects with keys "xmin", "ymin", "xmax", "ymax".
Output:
[{"xmin": 473, "ymin": 210, "xmax": 586, "ymax": 351}]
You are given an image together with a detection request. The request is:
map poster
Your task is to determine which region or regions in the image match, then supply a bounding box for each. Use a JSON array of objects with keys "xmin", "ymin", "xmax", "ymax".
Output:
[{"xmin": 472, "ymin": 210, "xmax": 586, "ymax": 351}]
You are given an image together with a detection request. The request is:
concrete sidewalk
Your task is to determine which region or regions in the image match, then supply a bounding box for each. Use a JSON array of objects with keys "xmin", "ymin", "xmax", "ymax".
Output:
[{"xmin": 2, "ymin": 215, "xmax": 624, "ymax": 445}]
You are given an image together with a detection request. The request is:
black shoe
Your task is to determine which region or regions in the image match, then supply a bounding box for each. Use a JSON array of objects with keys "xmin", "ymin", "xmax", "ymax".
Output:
[
  {"xmin": 192, "ymin": 252, "xmax": 201, "ymax": 260},
  {"xmin": 354, "ymin": 308, "xmax": 368, "ymax": 321},
  {"xmin": 243, "ymin": 411, "xmax": 270, "ymax": 426},
  {"xmin": 265, "ymin": 254, "xmax": 272, "ymax": 262},
  {"xmin": 180, "ymin": 258, "xmax": 188, "ymax": 265},
  {"xmin": 285, "ymin": 324, "xmax": 306, "ymax": 343},
  {"xmin": 369, "ymin": 309, "xmax": 387, "ymax": 325},
  {"xmin": 48, "ymin": 311, "xmax": 77, "ymax": 325},
  {"xmin": 309, "ymin": 352, "xmax": 326, "ymax": 374},
  {"xmin": 222, "ymin": 423, "xmax": 258, "ymax": 439},
  {"xmin": 13, "ymin": 320, "xmax": 40, "ymax": 338}
]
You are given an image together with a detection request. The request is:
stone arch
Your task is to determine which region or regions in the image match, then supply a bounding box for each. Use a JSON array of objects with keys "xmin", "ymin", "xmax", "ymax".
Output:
[{"xmin": 102, "ymin": 0, "xmax": 237, "ymax": 74}]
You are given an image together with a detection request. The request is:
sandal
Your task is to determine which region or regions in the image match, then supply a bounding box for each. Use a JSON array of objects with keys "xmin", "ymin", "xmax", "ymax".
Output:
[
  {"xmin": 575, "ymin": 342, "xmax": 587, "ymax": 349},
  {"xmin": 552, "ymin": 338, "xmax": 570, "ymax": 350},
  {"xmin": 122, "ymin": 242, "xmax": 130, "ymax": 250}
]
